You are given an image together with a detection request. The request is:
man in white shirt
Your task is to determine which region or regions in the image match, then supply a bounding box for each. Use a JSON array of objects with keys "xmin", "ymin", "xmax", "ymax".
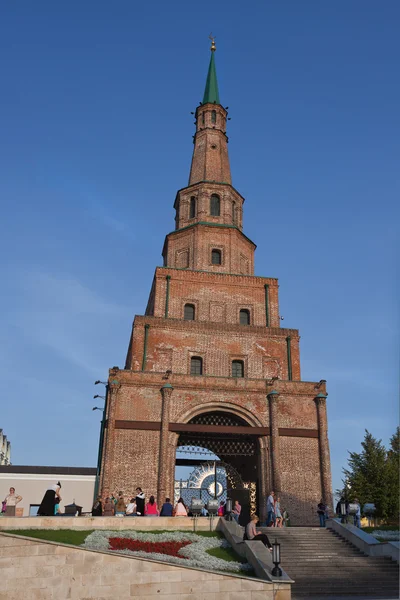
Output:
[{"xmin": 266, "ymin": 491, "xmax": 275, "ymax": 527}]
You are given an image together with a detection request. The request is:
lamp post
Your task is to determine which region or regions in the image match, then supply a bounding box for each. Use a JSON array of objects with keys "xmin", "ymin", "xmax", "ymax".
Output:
[
  {"xmin": 271, "ymin": 539, "xmax": 282, "ymax": 577},
  {"xmin": 225, "ymin": 498, "xmax": 233, "ymax": 521},
  {"xmin": 340, "ymin": 500, "xmax": 347, "ymax": 524},
  {"xmin": 92, "ymin": 381, "xmax": 108, "ymax": 500}
]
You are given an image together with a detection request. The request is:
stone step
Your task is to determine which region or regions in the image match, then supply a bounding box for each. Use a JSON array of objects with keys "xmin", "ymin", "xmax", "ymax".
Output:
[{"xmin": 258, "ymin": 526, "xmax": 399, "ymax": 597}]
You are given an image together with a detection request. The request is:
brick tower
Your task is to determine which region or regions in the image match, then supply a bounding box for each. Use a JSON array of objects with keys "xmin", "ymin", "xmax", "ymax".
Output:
[{"xmin": 99, "ymin": 41, "xmax": 333, "ymax": 524}]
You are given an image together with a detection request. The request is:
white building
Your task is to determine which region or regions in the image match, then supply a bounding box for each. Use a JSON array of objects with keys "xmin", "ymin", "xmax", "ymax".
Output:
[
  {"xmin": 0, "ymin": 466, "xmax": 96, "ymax": 516},
  {"xmin": 0, "ymin": 430, "xmax": 11, "ymax": 465}
]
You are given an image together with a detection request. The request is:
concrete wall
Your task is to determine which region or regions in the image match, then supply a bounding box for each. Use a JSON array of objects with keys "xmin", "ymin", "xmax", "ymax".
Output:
[
  {"xmin": 0, "ymin": 532, "xmax": 291, "ymax": 600},
  {"xmin": 0, "ymin": 472, "xmax": 95, "ymax": 515},
  {"xmin": 0, "ymin": 515, "xmax": 218, "ymax": 531}
]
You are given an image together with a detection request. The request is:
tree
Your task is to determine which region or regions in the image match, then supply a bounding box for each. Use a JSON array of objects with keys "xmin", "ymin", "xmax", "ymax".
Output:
[
  {"xmin": 385, "ymin": 427, "xmax": 400, "ymax": 522},
  {"xmin": 340, "ymin": 430, "xmax": 388, "ymax": 519}
]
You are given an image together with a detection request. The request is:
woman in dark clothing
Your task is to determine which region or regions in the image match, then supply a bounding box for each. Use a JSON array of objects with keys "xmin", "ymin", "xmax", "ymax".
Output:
[
  {"xmin": 92, "ymin": 496, "xmax": 103, "ymax": 516},
  {"xmin": 135, "ymin": 487, "xmax": 145, "ymax": 516},
  {"xmin": 37, "ymin": 482, "xmax": 61, "ymax": 516}
]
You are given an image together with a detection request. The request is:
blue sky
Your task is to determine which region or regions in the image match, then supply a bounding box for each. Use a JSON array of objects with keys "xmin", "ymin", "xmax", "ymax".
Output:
[{"xmin": 1, "ymin": 1, "xmax": 398, "ymax": 498}]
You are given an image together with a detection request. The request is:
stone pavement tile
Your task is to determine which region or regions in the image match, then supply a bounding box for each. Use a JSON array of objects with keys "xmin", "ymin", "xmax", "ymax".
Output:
[
  {"xmin": 73, "ymin": 562, "xmax": 104, "ymax": 576},
  {"xmin": 0, "ymin": 544, "xmax": 38, "ymax": 557},
  {"xmin": 6, "ymin": 577, "xmax": 46, "ymax": 590},
  {"xmin": 55, "ymin": 564, "xmax": 74, "ymax": 577},
  {"xmin": 0, "ymin": 536, "xmax": 32, "ymax": 546},
  {"xmin": 10, "ymin": 554, "xmax": 66, "ymax": 567},
  {"xmin": 83, "ymin": 585, "xmax": 130, "ymax": 598},
  {"xmin": 66, "ymin": 553, "xmax": 85, "ymax": 565},
  {"xmin": 100, "ymin": 573, "xmax": 128, "ymax": 586},
  {"xmin": 169, "ymin": 581, "xmax": 206, "ymax": 594},
  {"xmin": 241, "ymin": 579, "xmax": 269, "ymax": 591},
  {"xmin": 180, "ymin": 569, "xmax": 207, "ymax": 581},
  {"xmin": 28, "ymin": 590, "xmax": 55, "ymax": 600},
  {"xmin": 134, "ymin": 571, "xmax": 162, "ymax": 584},
  {"xmin": 80, "ymin": 574, "xmax": 102, "ymax": 587},
  {"xmin": 34, "ymin": 565, "xmax": 56, "ymax": 577},
  {"xmin": 158, "ymin": 569, "xmax": 182, "ymax": 582},
  {"xmin": 218, "ymin": 579, "xmax": 242, "ymax": 592},
  {"xmin": 130, "ymin": 582, "xmax": 171, "ymax": 596},
  {"xmin": 83, "ymin": 552, "xmax": 103, "ymax": 564},
  {"xmin": 251, "ymin": 592, "xmax": 276, "ymax": 600},
  {"xmin": 227, "ymin": 593, "xmax": 264, "ymax": 600}
]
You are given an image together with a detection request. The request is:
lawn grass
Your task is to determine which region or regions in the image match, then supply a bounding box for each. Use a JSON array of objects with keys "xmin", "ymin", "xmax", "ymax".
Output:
[
  {"xmin": 4, "ymin": 529, "xmax": 94, "ymax": 546},
  {"xmin": 206, "ymin": 545, "xmax": 246, "ymax": 563}
]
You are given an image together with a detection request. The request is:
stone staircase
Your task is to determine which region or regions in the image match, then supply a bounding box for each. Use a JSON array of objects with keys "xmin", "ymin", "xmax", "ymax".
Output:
[{"xmin": 259, "ymin": 526, "xmax": 399, "ymax": 598}]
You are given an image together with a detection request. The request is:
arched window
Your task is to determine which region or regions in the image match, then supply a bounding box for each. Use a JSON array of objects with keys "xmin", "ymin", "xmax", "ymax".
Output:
[
  {"xmin": 189, "ymin": 197, "xmax": 196, "ymax": 219},
  {"xmin": 210, "ymin": 194, "xmax": 220, "ymax": 216},
  {"xmin": 239, "ymin": 309, "xmax": 250, "ymax": 325},
  {"xmin": 202, "ymin": 112, "xmax": 205, "ymax": 126},
  {"xmin": 232, "ymin": 201, "xmax": 236, "ymax": 224},
  {"xmin": 211, "ymin": 249, "xmax": 221, "ymax": 265},
  {"xmin": 232, "ymin": 360, "xmax": 244, "ymax": 378},
  {"xmin": 211, "ymin": 110, "xmax": 216, "ymax": 124},
  {"xmin": 184, "ymin": 303, "xmax": 195, "ymax": 321},
  {"xmin": 190, "ymin": 356, "xmax": 203, "ymax": 375}
]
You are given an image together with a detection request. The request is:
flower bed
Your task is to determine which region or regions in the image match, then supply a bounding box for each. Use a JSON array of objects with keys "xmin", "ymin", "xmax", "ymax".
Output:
[
  {"xmin": 82, "ymin": 530, "xmax": 252, "ymax": 573},
  {"xmin": 370, "ymin": 530, "xmax": 399, "ymax": 541}
]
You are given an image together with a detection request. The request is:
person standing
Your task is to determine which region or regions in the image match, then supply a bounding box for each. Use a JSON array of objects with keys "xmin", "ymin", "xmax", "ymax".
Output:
[
  {"xmin": 353, "ymin": 498, "xmax": 361, "ymax": 528},
  {"xmin": 275, "ymin": 496, "xmax": 282, "ymax": 527},
  {"xmin": 232, "ymin": 500, "xmax": 242, "ymax": 524},
  {"xmin": 317, "ymin": 499, "xmax": 327, "ymax": 527},
  {"xmin": 246, "ymin": 515, "xmax": 272, "ymax": 550},
  {"xmin": 3, "ymin": 487, "xmax": 22, "ymax": 517},
  {"xmin": 266, "ymin": 491, "xmax": 275, "ymax": 527},
  {"xmin": 217, "ymin": 501, "xmax": 225, "ymax": 516},
  {"xmin": 135, "ymin": 488, "xmax": 145, "ymax": 516},
  {"xmin": 37, "ymin": 482, "xmax": 61, "ymax": 516},
  {"xmin": 160, "ymin": 497, "xmax": 173, "ymax": 516},
  {"xmin": 91, "ymin": 496, "xmax": 103, "ymax": 516},
  {"xmin": 103, "ymin": 497, "xmax": 115, "ymax": 516}
]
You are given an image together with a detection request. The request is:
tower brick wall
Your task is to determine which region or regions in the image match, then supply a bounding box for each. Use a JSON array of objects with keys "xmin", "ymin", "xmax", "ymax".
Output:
[{"xmin": 100, "ymin": 44, "xmax": 333, "ymax": 525}]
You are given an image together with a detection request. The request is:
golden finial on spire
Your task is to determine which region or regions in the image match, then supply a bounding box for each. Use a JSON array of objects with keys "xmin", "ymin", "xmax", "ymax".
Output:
[{"xmin": 209, "ymin": 32, "xmax": 216, "ymax": 52}]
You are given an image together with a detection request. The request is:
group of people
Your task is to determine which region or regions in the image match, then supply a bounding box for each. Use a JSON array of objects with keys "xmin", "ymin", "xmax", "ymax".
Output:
[
  {"xmin": 266, "ymin": 491, "xmax": 289, "ymax": 527},
  {"xmin": 92, "ymin": 489, "xmax": 190, "ymax": 517},
  {"xmin": 1, "ymin": 483, "xmax": 63, "ymax": 517},
  {"xmin": 335, "ymin": 497, "xmax": 362, "ymax": 528}
]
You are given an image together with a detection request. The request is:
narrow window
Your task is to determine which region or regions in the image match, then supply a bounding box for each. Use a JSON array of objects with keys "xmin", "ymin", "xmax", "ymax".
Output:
[
  {"xmin": 239, "ymin": 309, "xmax": 250, "ymax": 325},
  {"xmin": 232, "ymin": 201, "xmax": 236, "ymax": 224},
  {"xmin": 184, "ymin": 303, "xmax": 195, "ymax": 321},
  {"xmin": 211, "ymin": 249, "xmax": 221, "ymax": 265},
  {"xmin": 211, "ymin": 110, "xmax": 216, "ymax": 124},
  {"xmin": 202, "ymin": 112, "xmax": 205, "ymax": 126},
  {"xmin": 232, "ymin": 360, "xmax": 244, "ymax": 378},
  {"xmin": 189, "ymin": 196, "xmax": 196, "ymax": 219},
  {"xmin": 190, "ymin": 356, "xmax": 203, "ymax": 375},
  {"xmin": 210, "ymin": 194, "xmax": 220, "ymax": 216}
]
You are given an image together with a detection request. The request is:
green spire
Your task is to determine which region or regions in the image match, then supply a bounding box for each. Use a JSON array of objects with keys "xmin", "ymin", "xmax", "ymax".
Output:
[{"xmin": 202, "ymin": 46, "xmax": 220, "ymax": 105}]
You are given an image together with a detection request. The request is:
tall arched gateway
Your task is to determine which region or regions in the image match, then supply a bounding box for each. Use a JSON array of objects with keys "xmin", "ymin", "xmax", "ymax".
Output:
[
  {"xmin": 98, "ymin": 43, "xmax": 333, "ymax": 525},
  {"xmin": 175, "ymin": 411, "xmax": 261, "ymax": 524}
]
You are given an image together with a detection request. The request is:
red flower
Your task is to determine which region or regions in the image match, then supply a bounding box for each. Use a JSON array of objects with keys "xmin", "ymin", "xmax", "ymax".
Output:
[{"xmin": 108, "ymin": 537, "xmax": 192, "ymax": 558}]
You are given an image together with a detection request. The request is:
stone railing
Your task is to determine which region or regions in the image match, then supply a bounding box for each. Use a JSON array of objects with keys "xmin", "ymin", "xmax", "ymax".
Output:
[
  {"xmin": 217, "ymin": 518, "xmax": 294, "ymax": 585},
  {"xmin": 329, "ymin": 518, "xmax": 399, "ymax": 563}
]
